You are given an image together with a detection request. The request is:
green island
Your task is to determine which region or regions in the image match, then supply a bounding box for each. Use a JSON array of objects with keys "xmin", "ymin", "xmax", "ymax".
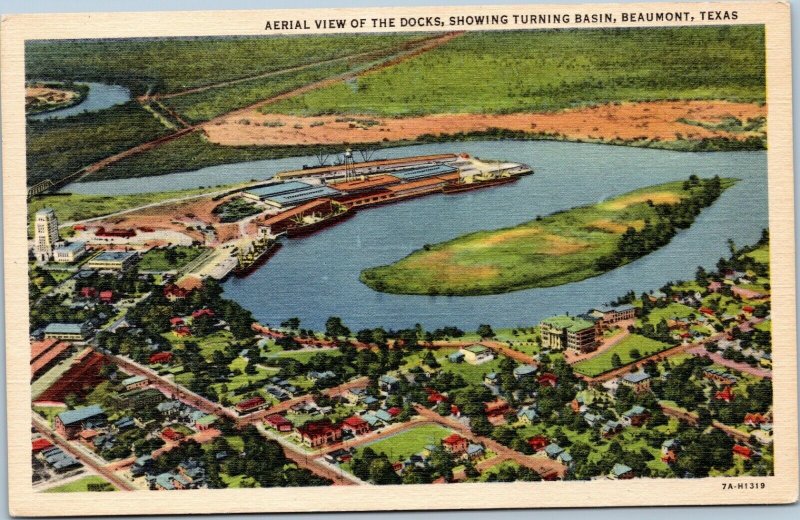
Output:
[{"xmin": 361, "ymin": 176, "xmax": 735, "ymax": 295}]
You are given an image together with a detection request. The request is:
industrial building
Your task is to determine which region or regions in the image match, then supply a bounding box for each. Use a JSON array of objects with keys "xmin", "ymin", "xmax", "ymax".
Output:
[{"xmin": 86, "ymin": 250, "xmax": 139, "ymax": 271}]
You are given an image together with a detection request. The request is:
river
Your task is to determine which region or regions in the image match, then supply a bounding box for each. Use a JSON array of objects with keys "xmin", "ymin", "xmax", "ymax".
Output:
[
  {"xmin": 28, "ymin": 82, "xmax": 131, "ymax": 121},
  {"xmin": 66, "ymin": 140, "xmax": 768, "ymax": 331}
]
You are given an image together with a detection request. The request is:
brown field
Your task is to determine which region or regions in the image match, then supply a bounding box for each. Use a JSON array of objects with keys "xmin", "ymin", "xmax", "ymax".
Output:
[
  {"xmin": 601, "ymin": 192, "xmax": 683, "ymax": 210},
  {"xmin": 202, "ymin": 100, "xmax": 765, "ymax": 147},
  {"xmin": 25, "ymin": 85, "xmax": 78, "ymax": 108},
  {"xmin": 587, "ymin": 219, "xmax": 645, "ymax": 234}
]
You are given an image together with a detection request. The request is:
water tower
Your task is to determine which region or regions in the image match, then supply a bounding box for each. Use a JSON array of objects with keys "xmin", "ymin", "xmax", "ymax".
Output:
[{"xmin": 343, "ymin": 148, "xmax": 355, "ymax": 182}]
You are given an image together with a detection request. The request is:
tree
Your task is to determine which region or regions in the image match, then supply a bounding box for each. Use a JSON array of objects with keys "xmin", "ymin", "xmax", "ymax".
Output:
[
  {"xmin": 476, "ymin": 324, "xmax": 495, "ymax": 338},
  {"xmin": 281, "ymin": 317, "xmax": 301, "ymax": 330},
  {"xmin": 611, "ymin": 353, "xmax": 623, "ymax": 368},
  {"xmin": 325, "ymin": 316, "xmax": 350, "ymax": 339}
]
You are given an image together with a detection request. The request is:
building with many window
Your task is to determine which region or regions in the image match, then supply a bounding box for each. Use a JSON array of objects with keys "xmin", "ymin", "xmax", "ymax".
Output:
[
  {"xmin": 34, "ymin": 208, "xmax": 60, "ymax": 262},
  {"xmin": 539, "ymin": 315, "xmax": 598, "ymax": 353}
]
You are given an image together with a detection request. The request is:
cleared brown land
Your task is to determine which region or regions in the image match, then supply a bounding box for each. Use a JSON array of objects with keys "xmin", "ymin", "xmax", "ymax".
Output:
[
  {"xmin": 25, "ymin": 85, "xmax": 78, "ymax": 108},
  {"xmin": 202, "ymin": 100, "xmax": 765, "ymax": 147}
]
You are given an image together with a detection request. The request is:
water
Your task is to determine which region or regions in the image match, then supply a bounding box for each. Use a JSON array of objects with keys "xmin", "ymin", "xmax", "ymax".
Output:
[
  {"xmin": 206, "ymin": 140, "xmax": 767, "ymax": 331},
  {"xmin": 28, "ymin": 82, "xmax": 131, "ymax": 121}
]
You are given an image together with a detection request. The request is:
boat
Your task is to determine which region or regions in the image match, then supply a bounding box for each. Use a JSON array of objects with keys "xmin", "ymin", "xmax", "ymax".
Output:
[
  {"xmin": 442, "ymin": 175, "xmax": 519, "ymax": 194},
  {"xmin": 286, "ymin": 207, "xmax": 356, "ymax": 237},
  {"xmin": 233, "ymin": 240, "xmax": 282, "ymax": 277}
]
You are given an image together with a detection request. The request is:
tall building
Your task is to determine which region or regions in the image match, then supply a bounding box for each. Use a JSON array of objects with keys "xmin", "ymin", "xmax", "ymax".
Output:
[
  {"xmin": 34, "ymin": 207, "xmax": 59, "ymax": 262},
  {"xmin": 539, "ymin": 315, "xmax": 598, "ymax": 353}
]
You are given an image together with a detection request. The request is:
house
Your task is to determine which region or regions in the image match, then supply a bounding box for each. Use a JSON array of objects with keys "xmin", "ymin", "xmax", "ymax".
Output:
[
  {"xmin": 130, "ymin": 455, "xmax": 153, "ymax": 477},
  {"xmin": 55, "ymin": 405, "xmax": 106, "ymax": 439},
  {"xmin": 296, "ymin": 419, "xmax": 342, "ymax": 448},
  {"xmin": 661, "ymin": 439, "xmax": 680, "ymax": 464},
  {"xmin": 379, "ymin": 375, "xmax": 401, "ymax": 393},
  {"xmin": 610, "ymin": 463, "xmax": 634, "ymax": 479},
  {"xmin": 161, "ymin": 427, "xmax": 184, "ymax": 442},
  {"xmin": 374, "ymin": 409, "xmax": 394, "ymax": 423},
  {"xmin": 539, "ymin": 315, "xmax": 598, "ymax": 353},
  {"xmin": 538, "ymin": 372, "xmax": 559, "ymax": 387},
  {"xmin": 80, "ymin": 287, "xmax": 98, "ymax": 299},
  {"xmin": 149, "ymin": 352, "xmax": 173, "ymax": 365},
  {"xmin": 732, "ymin": 445, "xmax": 753, "ymax": 459},
  {"xmin": 621, "ymin": 405, "xmax": 650, "ymax": 427},
  {"xmin": 699, "ymin": 307, "xmax": 715, "ymax": 317},
  {"xmin": 715, "ymin": 386, "xmax": 735, "ymax": 402},
  {"xmin": 32, "ymin": 438, "xmax": 54, "ymax": 453},
  {"xmin": 99, "ymin": 290, "xmax": 115, "ymax": 303},
  {"xmin": 516, "ymin": 406, "xmax": 539, "ymax": 425},
  {"xmin": 484, "ymin": 399, "xmax": 510, "ymax": 418},
  {"xmin": 362, "ymin": 396, "xmax": 380, "ymax": 409},
  {"xmin": 601, "ymin": 420, "xmax": 623, "ymax": 438},
  {"xmin": 264, "ymin": 414, "xmax": 293, "ymax": 432},
  {"xmin": 620, "ymin": 371, "xmax": 651, "ymax": 393},
  {"xmin": 707, "ymin": 281, "xmax": 723, "ymax": 293},
  {"xmin": 544, "ymin": 443, "xmax": 564, "ymax": 459},
  {"xmin": 703, "ymin": 368, "xmax": 739, "ymax": 385},
  {"xmin": 483, "ymin": 372, "xmax": 499, "ymax": 386},
  {"xmin": 53, "ymin": 241, "xmax": 87, "ymax": 263},
  {"xmin": 513, "ymin": 364, "xmax": 537, "ymax": 380},
  {"xmin": 387, "ymin": 407, "xmax": 402, "ymax": 418},
  {"xmin": 441, "ymin": 433, "xmax": 469, "ymax": 454},
  {"xmin": 195, "ymin": 414, "xmax": 218, "ymax": 431},
  {"xmin": 169, "ymin": 317, "xmax": 185, "ymax": 327},
  {"xmin": 460, "ymin": 344, "xmax": 495, "ymax": 365},
  {"xmin": 43, "ymin": 322, "xmax": 93, "ymax": 341},
  {"xmin": 87, "ymin": 250, "xmax": 138, "ymax": 271},
  {"xmin": 557, "ymin": 452, "xmax": 573, "ymax": 466},
  {"xmin": 191, "ymin": 308, "xmax": 215, "ymax": 319},
  {"xmin": 234, "ymin": 396, "xmax": 267, "ymax": 414},
  {"xmin": 308, "ymin": 370, "xmax": 336, "ymax": 382},
  {"xmin": 528, "ymin": 435, "xmax": 549, "ymax": 452},
  {"xmin": 466, "ymin": 443, "xmax": 485, "ymax": 459},
  {"xmin": 360, "ymin": 412, "xmax": 383, "ymax": 428},
  {"xmin": 341, "ymin": 416, "xmax": 370, "ymax": 436},
  {"xmin": 164, "ymin": 284, "xmax": 190, "ymax": 301},
  {"xmin": 121, "ymin": 375, "xmax": 149, "ymax": 391},
  {"xmin": 744, "ymin": 413, "xmax": 768, "ymax": 427},
  {"xmin": 427, "ymin": 390, "xmax": 448, "ymax": 405},
  {"xmin": 448, "ymin": 351, "xmax": 465, "ymax": 363},
  {"xmin": 583, "ymin": 413, "xmax": 601, "ymax": 427},
  {"xmin": 324, "ymin": 448, "xmax": 354, "ymax": 464},
  {"xmin": 173, "ymin": 326, "xmax": 192, "ymax": 338}
]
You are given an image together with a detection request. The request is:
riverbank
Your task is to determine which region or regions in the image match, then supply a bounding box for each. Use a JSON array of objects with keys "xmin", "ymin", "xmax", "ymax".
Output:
[
  {"xmin": 360, "ymin": 177, "xmax": 735, "ymax": 296},
  {"xmin": 25, "ymin": 82, "xmax": 88, "ymax": 116}
]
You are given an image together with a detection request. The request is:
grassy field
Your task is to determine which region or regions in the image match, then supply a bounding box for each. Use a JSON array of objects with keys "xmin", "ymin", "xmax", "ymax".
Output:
[
  {"xmin": 353, "ymin": 424, "xmax": 453, "ymax": 462},
  {"xmin": 138, "ymin": 246, "xmax": 208, "ymax": 272},
  {"xmin": 26, "ymin": 34, "xmax": 421, "ymax": 96},
  {"xmin": 572, "ymin": 334, "xmax": 673, "ymax": 377},
  {"xmin": 44, "ymin": 475, "xmax": 116, "ymax": 493},
  {"xmin": 265, "ymin": 27, "xmax": 765, "ymax": 116},
  {"xmin": 644, "ymin": 303, "xmax": 697, "ymax": 325},
  {"xmin": 264, "ymin": 348, "xmax": 342, "ymax": 364},
  {"xmin": 743, "ymin": 244, "xmax": 770, "ymax": 265},
  {"xmin": 361, "ymin": 179, "xmax": 732, "ymax": 295},
  {"xmin": 26, "ymin": 102, "xmax": 172, "ymax": 186}
]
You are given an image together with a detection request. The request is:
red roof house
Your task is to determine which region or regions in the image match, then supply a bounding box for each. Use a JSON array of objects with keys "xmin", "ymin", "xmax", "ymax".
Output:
[
  {"xmin": 387, "ymin": 407, "xmax": 402, "ymax": 417},
  {"xmin": 715, "ymin": 386, "xmax": 735, "ymax": 402},
  {"xmin": 192, "ymin": 308, "xmax": 215, "ymax": 319},
  {"xmin": 441, "ymin": 433, "xmax": 469, "ymax": 454},
  {"xmin": 169, "ymin": 317, "xmax": 185, "ymax": 326},
  {"xmin": 265, "ymin": 414, "xmax": 293, "ymax": 432},
  {"xmin": 538, "ymin": 373, "xmax": 559, "ymax": 387},
  {"xmin": 235, "ymin": 396, "xmax": 267, "ymax": 413},
  {"xmin": 427, "ymin": 391, "xmax": 447, "ymax": 404},
  {"xmin": 149, "ymin": 352, "xmax": 173, "ymax": 365},
  {"xmin": 341, "ymin": 416, "xmax": 370, "ymax": 436},
  {"xmin": 484, "ymin": 399, "xmax": 510, "ymax": 416},
  {"xmin": 732, "ymin": 445, "xmax": 753, "ymax": 459},
  {"xmin": 699, "ymin": 307, "xmax": 715, "ymax": 316},
  {"xmin": 173, "ymin": 326, "xmax": 192, "ymax": 337},
  {"xmin": 99, "ymin": 290, "xmax": 114, "ymax": 303},
  {"xmin": 296, "ymin": 419, "xmax": 342, "ymax": 448},
  {"xmin": 161, "ymin": 427, "xmax": 184, "ymax": 442},
  {"xmin": 32, "ymin": 438, "xmax": 54, "ymax": 453},
  {"xmin": 164, "ymin": 284, "xmax": 190, "ymax": 301},
  {"xmin": 742, "ymin": 305, "xmax": 755, "ymax": 314},
  {"xmin": 744, "ymin": 413, "xmax": 767, "ymax": 426},
  {"xmin": 528, "ymin": 435, "xmax": 549, "ymax": 452},
  {"xmin": 80, "ymin": 287, "xmax": 97, "ymax": 298}
]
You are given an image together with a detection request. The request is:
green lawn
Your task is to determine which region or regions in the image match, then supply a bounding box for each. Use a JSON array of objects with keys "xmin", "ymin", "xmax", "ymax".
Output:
[
  {"xmin": 265, "ymin": 27, "xmax": 764, "ymax": 117},
  {"xmin": 353, "ymin": 424, "xmax": 453, "ymax": 462},
  {"xmin": 44, "ymin": 475, "xmax": 116, "ymax": 493},
  {"xmin": 220, "ymin": 473, "xmax": 257, "ymax": 488},
  {"xmin": 479, "ymin": 460, "xmax": 524, "ymax": 481},
  {"xmin": 265, "ymin": 348, "xmax": 341, "ymax": 364},
  {"xmin": 573, "ymin": 334, "xmax": 673, "ymax": 377},
  {"xmin": 361, "ymin": 179, "xmax": 734, "ymax": 295},
  {"xmin": 138, "ymin": 246, "xmax": 208, "ymax": 272},
  {"xmin": 33, "ymin": 405, "xmax": 66, "ymax": 426},
  {"xmin": 437, "ymin": 350, "xmax": 505, "ymax": 386},
  {"xmin": 743, "ymin": 244, "xmax": 770, "ymax": 265},
  {"xmin": 644, "ymin": 303, "xmax": 697, "ymax": 324}
]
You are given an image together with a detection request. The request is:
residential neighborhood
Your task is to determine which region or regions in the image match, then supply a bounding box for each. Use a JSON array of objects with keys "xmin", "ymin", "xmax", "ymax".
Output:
[{"xmin": 29, "ymin": 208, "xmax": 773, "ymax": 491}]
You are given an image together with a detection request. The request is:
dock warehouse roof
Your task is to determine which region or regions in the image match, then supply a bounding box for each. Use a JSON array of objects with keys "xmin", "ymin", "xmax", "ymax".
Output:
[
  {"xmin": 263, "ymin": 186, "xmax": 341, "ymax": 208},
  {"xmin": 244, "ymin": 181, "xmax": 319, "ymax": 200},
  {"xmin": 390, "ymin": 163, "xmax": 457, "ymax": 181},
  {"xmin": 57, "ymin": 404, "xmax": 105, "ymax": 426}
]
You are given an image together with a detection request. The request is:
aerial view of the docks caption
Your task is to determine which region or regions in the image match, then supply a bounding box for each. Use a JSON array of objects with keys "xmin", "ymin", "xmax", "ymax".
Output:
[{"xmin": 25, "ymin": 24, "xmax": 774, "ymax": 493}]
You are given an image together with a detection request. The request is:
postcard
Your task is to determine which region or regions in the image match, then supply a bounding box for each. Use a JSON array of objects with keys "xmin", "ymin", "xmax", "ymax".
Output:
[{"xmin": 2, "ymin": 1, "xmax": 797, "ymax": 516}]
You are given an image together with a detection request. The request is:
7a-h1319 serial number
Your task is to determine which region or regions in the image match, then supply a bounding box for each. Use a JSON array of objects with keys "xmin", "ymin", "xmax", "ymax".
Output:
[{"xmin": 722, "ymin": 482, "xmax": 766, "ymax": 490}]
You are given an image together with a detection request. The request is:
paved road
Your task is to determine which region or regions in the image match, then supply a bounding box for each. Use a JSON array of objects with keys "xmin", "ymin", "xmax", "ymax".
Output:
[
  {"xmin": 565, "ymin": 319, "xmax": 634, "ymax": 365},
  {"xmin": 413, "ymin": 405, "xmax": 566, "ymax": 480},
  {"xmin": 31, "ymin": 416, "xmax": 136, "ymax": 491},
  {"xmin": 687, "ymin": 345, "xmax": 772, "ymax": 378}
]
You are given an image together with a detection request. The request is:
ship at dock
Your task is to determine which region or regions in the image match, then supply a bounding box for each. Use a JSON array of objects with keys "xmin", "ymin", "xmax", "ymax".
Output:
[{"xmin": 232, "ymin": 227, "xmax": 281, "ymax": 277}]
